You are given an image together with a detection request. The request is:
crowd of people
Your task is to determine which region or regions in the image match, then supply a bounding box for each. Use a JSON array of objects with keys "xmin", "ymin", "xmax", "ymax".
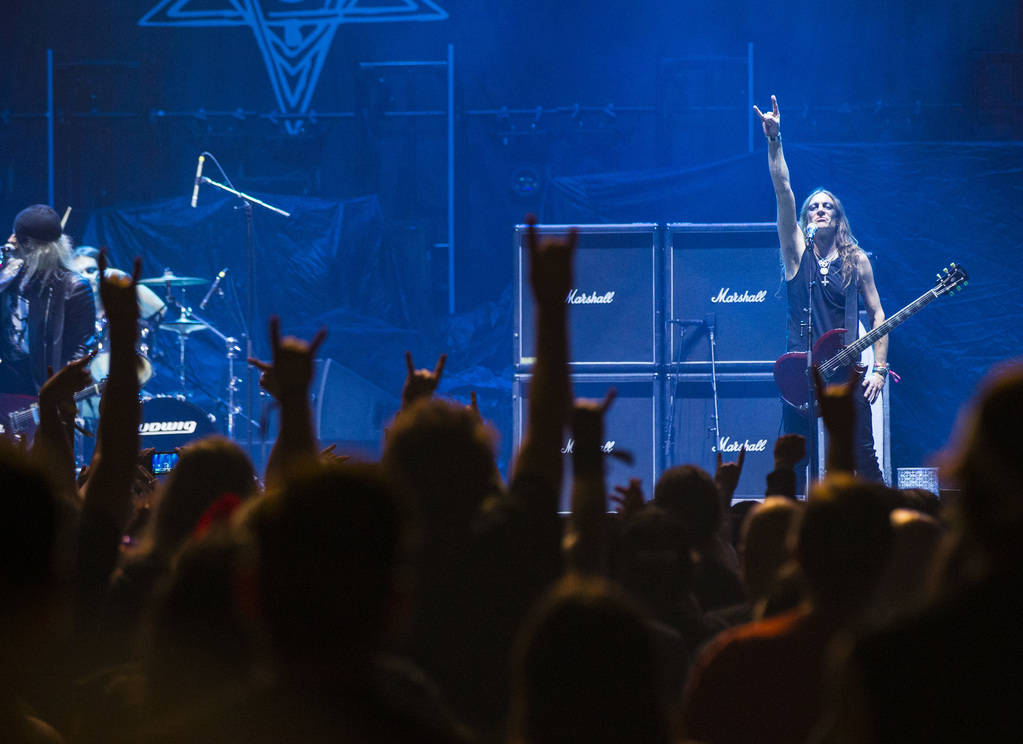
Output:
[{"xmin": 0, "ymin": 209, "xmax": 1018, "ymax": 743}]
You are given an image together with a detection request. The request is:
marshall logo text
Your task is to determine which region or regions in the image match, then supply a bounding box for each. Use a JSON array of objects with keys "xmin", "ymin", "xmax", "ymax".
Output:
[
  {"xmin": 718, "ymin": 436, "xmax": 769, "ymax": 453},
  {"xmin": 566, "ymin": 289, "xmax": 616, "ymax": 305},
  {"xmin": 561, "ymin": 438, "xmax": 617, "ymax": 454},
  {"xmin": 711, "ymin": 288, "xmax": 768, "ymax": 304}
]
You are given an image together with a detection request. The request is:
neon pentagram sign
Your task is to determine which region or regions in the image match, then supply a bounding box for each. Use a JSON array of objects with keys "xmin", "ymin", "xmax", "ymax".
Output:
[{"xmin": 140, "ymin": 0, "xmax": 448, "ymax": 134}]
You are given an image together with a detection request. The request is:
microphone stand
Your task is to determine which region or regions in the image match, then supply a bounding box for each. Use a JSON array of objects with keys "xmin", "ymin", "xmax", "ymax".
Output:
[
  {"xmin": 198, "ymin": 173, "xmax": 290, "ymax": 458},
  {"xmin": 706, "ymin": 313, "xmax": 721, "ymax": 455},
  {"xmin": 804, "ymin": 239, "xmax": 819, "ymax": 495}
]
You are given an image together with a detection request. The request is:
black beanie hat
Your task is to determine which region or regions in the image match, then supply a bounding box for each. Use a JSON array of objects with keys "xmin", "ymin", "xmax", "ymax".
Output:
[{"xmin": 13, "ymin": 204, "xmax": 62, "ymax": 244}]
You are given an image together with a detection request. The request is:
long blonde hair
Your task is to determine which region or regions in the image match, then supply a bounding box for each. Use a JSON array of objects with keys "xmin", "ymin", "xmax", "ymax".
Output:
[
  {"xmin": 18, "ymin": 234, "xmax": 74, "ymax": 287},
  {"xmin": 799, "ymin": 189, "xmax": 862, "ymax": 289}
]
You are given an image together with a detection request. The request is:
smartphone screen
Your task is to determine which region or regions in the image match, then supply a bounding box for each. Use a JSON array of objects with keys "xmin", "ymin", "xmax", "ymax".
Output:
[{"xmin": 151, "ymin": 451, "xmax": 179, "ymax": 475}]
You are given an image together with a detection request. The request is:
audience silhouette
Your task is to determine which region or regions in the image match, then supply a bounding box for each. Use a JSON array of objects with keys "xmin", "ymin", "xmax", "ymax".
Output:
[{"xmin": 0, "ymin": 224, "xmax": 1010, "ymax": 744}]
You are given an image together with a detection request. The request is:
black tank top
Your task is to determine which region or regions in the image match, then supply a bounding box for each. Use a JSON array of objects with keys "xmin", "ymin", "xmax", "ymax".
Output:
[{"xmin": 785, "ymin": 247, "xmax": 853, "ymax": 352}]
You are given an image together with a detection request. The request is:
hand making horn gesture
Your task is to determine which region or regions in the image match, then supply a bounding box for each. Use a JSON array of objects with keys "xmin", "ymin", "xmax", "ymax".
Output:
[
  {"xmin": 525, "ymin": 213, "xmax": 576, "ymax": 308},
  {"xmin": 247, "ymin": 316, "xmax": 327, "ymax": 400},
  {"xmin": 402, "ymin": 351, "xmax": 447, "ymax": 409},
  {"xmin": 97, "ymin": 249, "xmax": 141, "ymax": 333},
  {"xmin": 715, "ymin": 445, "xmax": 746, "ymax": 501},
  {"xmin": 752, "ymin": 94, "xmax": 781, "ymax": 139}
]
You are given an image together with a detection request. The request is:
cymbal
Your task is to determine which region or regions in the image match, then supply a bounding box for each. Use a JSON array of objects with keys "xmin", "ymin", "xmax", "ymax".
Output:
[
  {"xmin": 161, "ymin": 316, "xmax": 208, "ymax": 334},
  {"xmin": 139, "ymin": 270, "xmax": 209, "ymax": 287}
]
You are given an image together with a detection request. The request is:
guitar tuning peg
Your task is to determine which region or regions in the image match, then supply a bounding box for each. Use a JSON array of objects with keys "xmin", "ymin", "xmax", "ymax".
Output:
[
  {"xmin": 943, "ymin": 267, "xmax": 949, "ymax": 274},
  {"xmin": 963, "ymin": 280, "xmax": 969, "ymax": 287},
  {"xmin": 950, "ymin": 262, "xmax": 957, "ymax": 268},
  {"xmin": 936, "ymin": 273, "xmax": 942, "ymax": 281}
]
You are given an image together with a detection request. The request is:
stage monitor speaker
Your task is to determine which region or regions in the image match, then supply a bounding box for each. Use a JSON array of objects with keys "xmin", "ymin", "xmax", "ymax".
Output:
[
  {"xmin": 665, "ymin": 370, "xmax": 779, "ymax": 500},
  {"xmin": 515, "ymin": 224, "xmax": 660, "ymax": 370},
  {"xmin": 513, "ymin": 373, "xmax": 660, "ymax": 513},
  {"xmin": 260, "ymin": 359, "xmax": 397, "ymax": 452},
  {"xmin": 668, "ymin": 223, "xmax": 788, "ymax": 365}
]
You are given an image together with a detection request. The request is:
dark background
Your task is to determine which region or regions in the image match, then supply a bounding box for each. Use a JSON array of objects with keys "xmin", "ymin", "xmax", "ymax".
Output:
[{"xmin": 2, "ymin": 0, "xmax": 1021, "ymax": 481}]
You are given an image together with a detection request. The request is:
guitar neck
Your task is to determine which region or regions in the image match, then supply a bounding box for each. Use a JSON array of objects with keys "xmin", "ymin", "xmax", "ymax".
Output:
[
  {"xmin": 825, "ymin": 287, "xmax": 942, "ymax": 372},
  {"xmin": 74, "ymin": 381, "xmax": 105, "ymax": 403},
  {"xmin": 8, "ymin": 380, "xmax": 105, "ymax": 434}
]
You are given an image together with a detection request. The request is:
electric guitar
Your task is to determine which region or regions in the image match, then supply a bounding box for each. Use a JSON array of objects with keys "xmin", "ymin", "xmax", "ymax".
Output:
[
  {"xmin": 4, "ymin": 380, "xmax": 105, "ymax": 438},
  {"xmin": 774, "ymin": 263, "xmax": 968, "ymax": 411}
]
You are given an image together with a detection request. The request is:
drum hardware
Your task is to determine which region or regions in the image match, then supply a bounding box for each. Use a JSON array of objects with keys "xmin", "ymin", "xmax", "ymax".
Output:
[
  {"xmin": 177, "ymin": 304, "xmax": 243, "ymax": 439},
  {"xmin": 138, "ymin": 269, "xmax": 209, "ymax": 288},
  {"xmin": 89, "ymin": 320, "xmax": 154, "ymax": 386},
  {"xmin": 138, "ymin": 264, "xmax": 249, "ymax": 441}
]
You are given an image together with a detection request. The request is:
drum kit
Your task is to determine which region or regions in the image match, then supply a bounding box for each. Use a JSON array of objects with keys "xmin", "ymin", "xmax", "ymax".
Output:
[{"xmin": 85, "ymin": 267, "xmax": 244, "ymax": 453}]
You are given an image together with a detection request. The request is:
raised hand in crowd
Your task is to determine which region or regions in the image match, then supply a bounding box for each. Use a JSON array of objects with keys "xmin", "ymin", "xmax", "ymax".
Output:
[
  {"xmin": 74, "ymin": 251, "xmax": 143, "ymax": 632},
  {"xmin": 813, "ymin": 364, "xmax": 858, "ymax": 474},
  {"xmin": 714, "ymin": 445, "xmax": 746, "ymax": 546},
  {"xmin": 318, "ymin": 442, "xmax": 351, "ymax": 465},
  {"xmin": 32, "ymin": 355, "xmax": 95, "ymax": 496},
  {"xmin": 774, "ymin": 433, "xmax": 806, "ymax": 470},
  {"xmin": 248, "ymin": 316, "xmax": 326, "ymax": 488},
  {"xmin": 468, "ymin": 390, "xmax": 481, "ymax": 423},
  {"xmin": 765, "ymin": 433, "xmax": 806, "ymax": 498},
  {"xmin": 513, "ymin": 214, "xmax": 574, "ymax": 497},
  {"xmin": 566, "ymin": 388, "xmax": 616, "ymax": 575},
  {"xmin": 611, "ymin": 477, "xmax": 645, "ymax": 518},
  {"xmin": 83, "ymin": 251, "xmax": 141, "ymax": 531},
  {"xmin": 715, "ymin": 446, "xmax": 746, "ymax": 502},
  {"xmin": 402, "ymin": 351, "xmax": 447, "ymax": 409}
]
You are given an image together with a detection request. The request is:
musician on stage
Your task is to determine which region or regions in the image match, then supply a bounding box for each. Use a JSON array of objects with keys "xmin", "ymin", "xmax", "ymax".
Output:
[
  {"xmin": 71, "ymin": 245, "xmax": 166, "ymax": 326},
  {"xmin": 0, "ymin": 204, "xmax": 96, "ymax": 395},
  {"xmin": 754, "ymin": 95, "xmax": 885, "ymax": 485}
]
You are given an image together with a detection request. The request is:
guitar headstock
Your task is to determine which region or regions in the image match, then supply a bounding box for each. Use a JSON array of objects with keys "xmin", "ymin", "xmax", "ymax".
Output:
[{"xmin": 934, "ymin": 262, "xmax": 968, "ymax": 297}]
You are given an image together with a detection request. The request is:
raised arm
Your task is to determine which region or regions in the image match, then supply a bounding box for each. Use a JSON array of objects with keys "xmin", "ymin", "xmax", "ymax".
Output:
[
  {"xmin": 76, "ymin": 253, "xmax": 142, "ymax": 610},
  {"xmin": 248, "ymin": 317, "xmax": 325, "ymax": 491},
  {"xmin": 565, "ymin": 389, "xmax": 616, "ymax": 575},
  {"xmin": 32, "ymin": 355, "xmax": 94, "ymax": 498},
  {"xmin": 754, "ymin": 94, "xmax": 803, "ymax": 279},
  {"xmin": 512, "ymin": 216, "xmax": 574, "ymax": 500}
]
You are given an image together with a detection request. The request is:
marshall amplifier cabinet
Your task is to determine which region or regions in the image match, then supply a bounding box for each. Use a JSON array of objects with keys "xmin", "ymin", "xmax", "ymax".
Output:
[
  {"xmin": 513, "ymin": 373, "xmax": 661, "ymax": 513},
  {"xmin": 515, "ymin": 224, "xmax": 661, "ymax": 370},
  {"xmin": 664, "ymin": 369, "xmax": 779, "ymax": 501},
  {"xmin": 667, "ymin": 223, "xmax": 787, "ymax": 366}
]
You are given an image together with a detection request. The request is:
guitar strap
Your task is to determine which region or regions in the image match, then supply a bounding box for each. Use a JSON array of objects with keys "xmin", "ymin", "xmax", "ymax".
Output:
[{"xmin": 844, "ymin": 262, "xmax": 858, "ymax": 348}]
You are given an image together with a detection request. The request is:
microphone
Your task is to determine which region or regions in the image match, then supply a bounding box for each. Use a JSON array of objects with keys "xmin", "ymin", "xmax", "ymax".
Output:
[
  {"xmin": 199, "ymin": 267, "xmax": 228, "ymax": 310},
  {"xmin": 805, "ymin": 224, "xmax": 818, "ymax": 243},
  {"xmin": 190, "ymin": 154, "xmax": 206, "ymax": 208}
]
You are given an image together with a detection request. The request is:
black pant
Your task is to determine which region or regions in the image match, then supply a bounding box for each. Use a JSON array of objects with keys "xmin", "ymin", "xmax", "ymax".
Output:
[{"xmin": 782, "ymin": 388, "xmax": 883, "ymax": 496}]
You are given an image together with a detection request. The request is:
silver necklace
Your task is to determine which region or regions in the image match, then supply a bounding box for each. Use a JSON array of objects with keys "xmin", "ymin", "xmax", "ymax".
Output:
[{"xmin": 816, "ymin": 251, "xmax": 838, "ymax": 286}]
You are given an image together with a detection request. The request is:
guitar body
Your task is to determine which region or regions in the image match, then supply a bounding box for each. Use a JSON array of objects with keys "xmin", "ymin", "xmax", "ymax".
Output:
[
  {"xmin": 773, "ymin": 262, "xmax": 968, "ymax": 413},
  {"xmin": 773, "ymin": 328, "xmax": 865, "ymax": 410}
]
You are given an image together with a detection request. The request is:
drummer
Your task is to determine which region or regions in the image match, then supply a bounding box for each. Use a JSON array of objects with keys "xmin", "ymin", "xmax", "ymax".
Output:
[{"xmin": 71, "ymin": 246, "xmax": 166, "ymax": 324}]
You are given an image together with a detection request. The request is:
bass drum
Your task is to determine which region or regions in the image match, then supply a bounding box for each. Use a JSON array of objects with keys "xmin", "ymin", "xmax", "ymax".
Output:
[{"xmin": 139, "ymin": 396, "xmax": 217, "ymax": 451}]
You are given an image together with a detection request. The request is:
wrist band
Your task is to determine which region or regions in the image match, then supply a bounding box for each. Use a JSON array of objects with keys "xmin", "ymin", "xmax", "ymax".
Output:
[
  {"xmin": 767, "ymin": 133, "xmax": 781, "ymax": 142},
  {"xmin": 873, "ymin": 365, "xmax": 888, "ymax": 378}
]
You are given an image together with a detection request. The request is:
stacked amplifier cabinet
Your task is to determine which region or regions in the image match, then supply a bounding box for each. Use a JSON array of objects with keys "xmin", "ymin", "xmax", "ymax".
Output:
[
  {"xmin": 514, "ymin": 223, "xmax": 661, "ymax": 370},
  {"xmin": 666, "ymin": 223, "xmax": 786, "ymax": 367},
  {"xmin": 513, "ymin": 373, "xmax": 661, "ymax": 513},
  {"xmin": 513, "ymin": 222, "xmax": 891, "ymax": 504},
  {"xmin": 514, "ymin": 224, "xmax": 662, "ymax": 509},
  {"xmin": 665, "ymin": 223, "xmax": 783, "ymax": 499}
]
